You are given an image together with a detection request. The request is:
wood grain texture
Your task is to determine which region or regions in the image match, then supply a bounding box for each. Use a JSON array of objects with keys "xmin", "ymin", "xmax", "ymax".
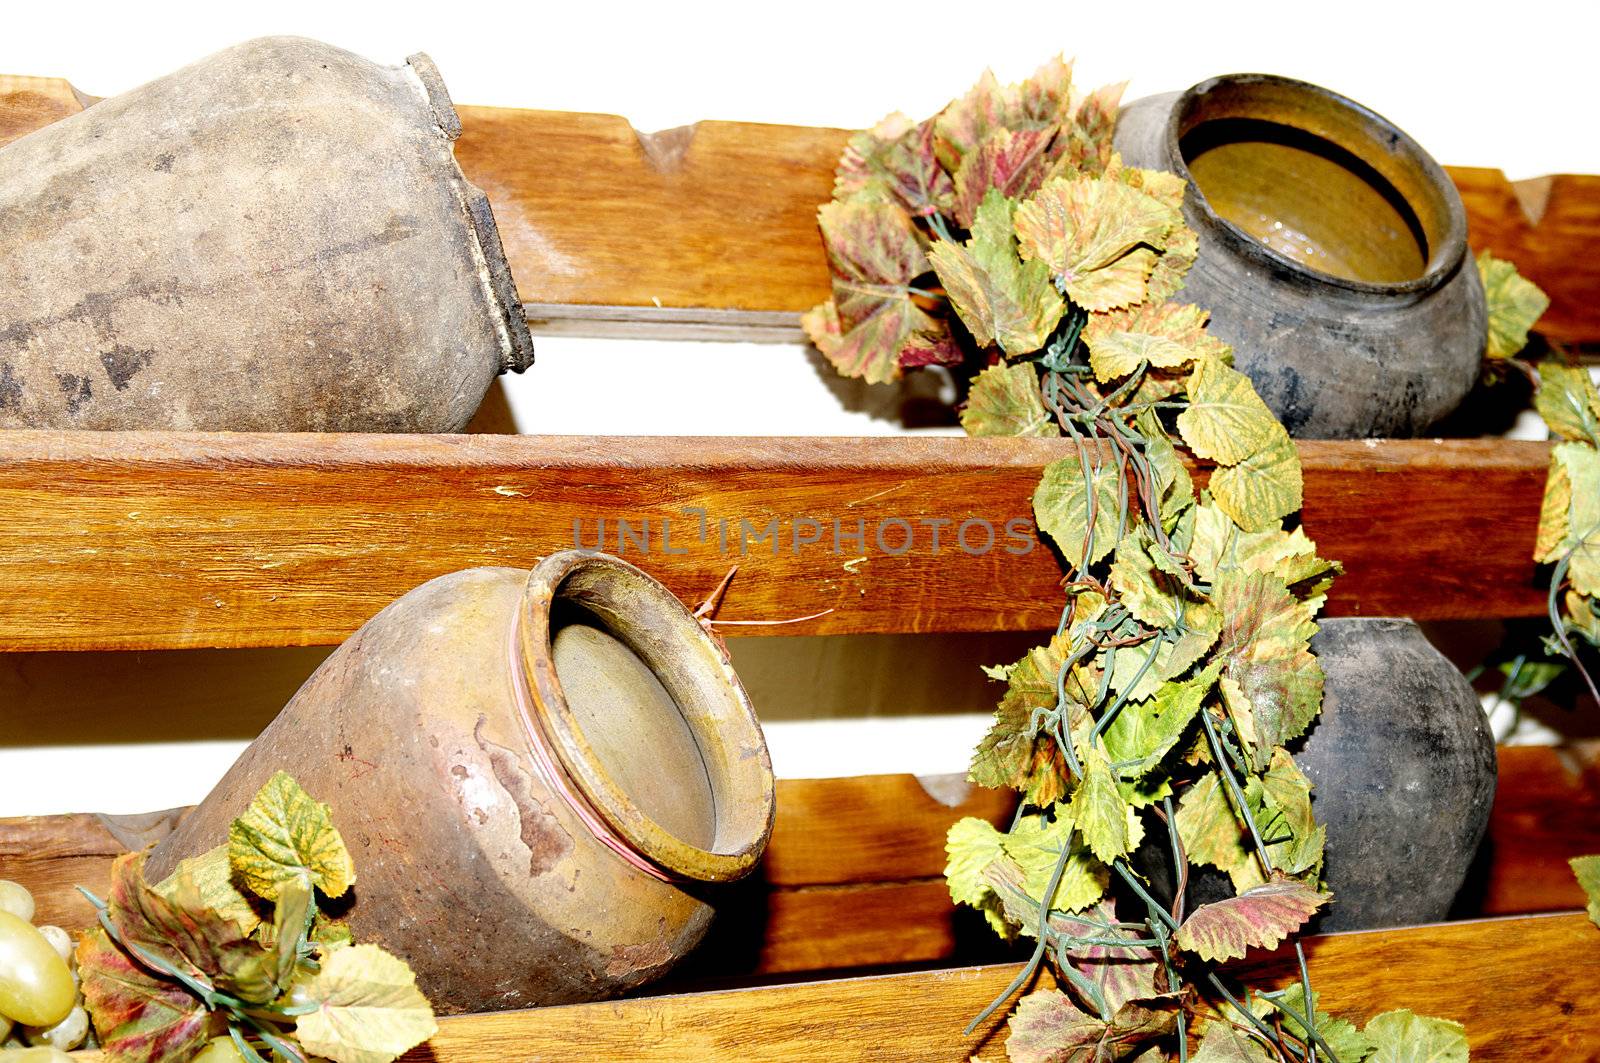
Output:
[
  {"xmin": 2, "ymin": 79, "xmax": 1594, "ymax": 342},
  {"xmin": 0, "ymin": 433, "xmax": 1551, "ymax": 651},
  {"xmin": 1471, "ymin": 743, "xmax": 1600, "ymax": 915}
]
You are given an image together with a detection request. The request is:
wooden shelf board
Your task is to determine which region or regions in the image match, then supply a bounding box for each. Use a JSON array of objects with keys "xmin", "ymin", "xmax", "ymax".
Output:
[
  {"xmin": 0, "ymin": 432, "xmax": 1552, "ymax": 651},
  {"xmin": 4, "ymin": 76, "xmax": 1596, "ymax": 346},
  {"xmin": 6, "ymin": 748, "xmax": 1595, "ymax": 984}
]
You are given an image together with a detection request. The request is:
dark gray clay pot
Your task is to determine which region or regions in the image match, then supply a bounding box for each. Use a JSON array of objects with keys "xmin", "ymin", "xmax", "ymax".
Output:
[
  {"xmin": 0, "ymin": 37, "xmax": 533, "ymax": 431},
  {"xmin": 1113, "ymin": 75, "xmax": 1486, "ymax": 438},
  {"xmin": 1139, "ymin": 617, "xmax": 1496, "ymax": 931}
]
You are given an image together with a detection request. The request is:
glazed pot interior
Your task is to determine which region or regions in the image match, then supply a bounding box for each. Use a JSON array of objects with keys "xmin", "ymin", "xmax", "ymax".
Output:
[
  {"xmin": 1173, "ymin": 75, "xmax": 1461, "ymax": 287},
  {"xmin": 521, "ymin": 552, "xmax": 774, "ymax": 883}
]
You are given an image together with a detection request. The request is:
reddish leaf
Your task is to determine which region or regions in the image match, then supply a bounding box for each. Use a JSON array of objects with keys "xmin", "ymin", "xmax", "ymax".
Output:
[
  {"xmin": 1046, "ymin": 81, "xmax": 1128, "ymax": 179},
  {"xmin": 1173, "ymin": 875, "xmax": 1330, "ymax": 962},
  {"xmin": 899, "ymin": 330, "xmax": 964, "ymax": 369},
  {"xmin": 811, "ymin": 200, "xmax": 941, "ymax": 383},
  {"xmin": 1013, "ymin": 55, "xmax": 1076, "ymax": 128},
  {"xmin": 107, "ymin": 851, "xmax": 277, "ymax": 1005},
  {"xmin": 77, "ymin": 927, "xmax": 219, "ymax": 1063},
  {"xmin": 1006, "ymin": 989, "xmax": 1179, "ymax": 1063},
  {"xmin": 934, "ymin": 68, "xmax": 1008, "ymax": 171},
  {"xmin": 835, "ymin": 112, "xmax": 955, "ymax": 218},
  {"xmin": 1212, "ymin": 571, "xmax": 1324, "ymax": 764},
  {"xmin": 952, "ymin": 127, "xmax": 1053, "ymax": 228},
  {"xmin": 1052, "ymin": 901, "xmax": 1162, "ymax": 1013}
]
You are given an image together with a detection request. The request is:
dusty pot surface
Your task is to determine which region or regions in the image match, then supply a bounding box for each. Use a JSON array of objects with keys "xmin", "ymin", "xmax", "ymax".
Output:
[
  {"xmin": 1139, "ymin": 617, "xmax": 1496, "ymax": 931},
  {"xmin": 1114, "ymin": 74, "xmax": 1485, "ymax": 438},
  {"xmin": 0, "ymin": 36, "xmax": 533, "ymax": 431},
  {"xmin": 148, "ymin": 552, "xmax": 774, "ymax": 1013}
]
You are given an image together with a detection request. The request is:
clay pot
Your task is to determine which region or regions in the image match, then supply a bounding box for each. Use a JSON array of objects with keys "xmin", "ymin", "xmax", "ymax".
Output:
[
  {"xmin": 0, "ymin": 36, "xmax": 533, "ymax": 431},
  {"xmin": 1113, "ymin": 74, "xmax": 1485, "ymax": 438},
  {"xmin": 147, "ymin": 553, "xmax": 774, "ymax": 1013},
  {"xmin": 1138, "ymin": 618, "xmax": 1496, "ymax": 931}
]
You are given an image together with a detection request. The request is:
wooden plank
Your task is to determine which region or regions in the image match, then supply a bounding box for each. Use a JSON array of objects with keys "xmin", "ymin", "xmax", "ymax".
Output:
[
  {"xmin": 1470, "ymin": 743, "xmax": 1600, "ymax": 916},
  {"xmin": 3, "ymin": 79, "xmax": 1595, "ymax": 344},
  {"xmin": 73, "ymin": 914, "xmax": 1590, "ymax": 1061},
  {"xmin": 0, "ymin": 433, "xmax": 1551, "ymax": 651}
]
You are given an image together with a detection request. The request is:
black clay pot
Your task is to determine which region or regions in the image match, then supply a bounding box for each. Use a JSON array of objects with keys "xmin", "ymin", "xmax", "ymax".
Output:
[
  {"xmin": 1113, "ymin": 75, "xmax": 1486, "ymax": 438},
  {"xmin": 1138, "ymin": 618, "xmax": 1496, "ymax": 931}
]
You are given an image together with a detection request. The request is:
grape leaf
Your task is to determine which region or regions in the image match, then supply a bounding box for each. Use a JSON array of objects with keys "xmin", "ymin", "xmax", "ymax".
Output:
[
  {"xmin": 154, "ymin": 844, "xmax": 260, "ymax": 936},
  {"xmin": 808, "ymin": 200, "xmax": 944, "ymax": 384},
  {"xmin": 945, "ymin": 816, "xmax": 1011, "ymax": 936},
  {"xmin": 77, "ymin": 927, "xmax": 220, "ymax": 1063},
  {"xmin": 1106, "ymin": 602, "xmax": 1222, "ymax": 702},
  {"xmin": 1212, "ymin": 570, "xmax": 1323, "ymax": 762},
  {"xmin": 1110, "ymin": 533, "xmax": 1195, "ymax": 629},
  {"xmin": 1192, "ymin": 1018, "xmax": 1277, "ymax": 1062},
  {"xmin": 934, "ymin": 68, "xmax": 1007, "ymax": 171},
  {"xmin": 229, "ymin": 771, "xmax": 356, "ymax": 902},
  {"xmin": 1014, "ymin": 175, "xmax": 1177, "ymax": 312},
  {"xmin": 998, "ymin": 809, "xmax": 1110, "ymax": 916},
  {"xmin": 1068, "ymin": 747, "xmax": 1142, "ymax": 863},
  {"xmin": 1138, "ymin": 410, "xmax": 1195, "ymax": 511},
  {"xmin": 1535, "ymin": 360, "xmax": 1600, "ymax": 444},
  {"xmin": 1101, "ymin": 663, "xmax": 1220, "ymax": 780},
  {"xmin": 952, "ymin": 127, "xmax": 1052, "ymax": 228},
  {"xmin": 963, "ymin": 362, "xmax": 1057, "ymax": 437},
  {"xmin": 1034, "ymin": 455, "xmax": 1121, "ymax": 571},
  {"xmin": 833, "ymin": 112, "xmax": 955, "ymax": 218},
  {"xmin": 970, "ymin": 633, "xmax": 1086, "ymax": 805},
  {"xmin": 1572, "ymin": 854, "xmax": 1600, "ymax": 928},
  {"xmin": 1209, "ymin": 429, "xmax": 1302, "ymax": 532},
  {"xmin": 1266, "ymin": 983, "xmax": 1375, "ymax": 1063},
  {"xmin": 1554, "ymin": 442, "xmax": 1600, "ymax": 596},
  {"xmin": 1173, "ymin": 876, "xmax": 1329, "ymax": 962},
  {"xmin": 1051, "ymin": 901, "xmax": 1161, "ymax": 1013},
  {"xmin": 294, "ymin": 943, "xmax": 438, "ymax": 1063},
  {"xmin": 1177, "ymin": 357, "xmax": 1280, "ymax": 465},
  {"xmin": 930, "ymin": 190, "xmax": 1065, "ymax": 355},
  {"xmin": 1188, "ymin": 501, "xmax": 1335, "ymax": 589},
  {"xmin": 1176, "ymin": 772, "xmax": 1250, "ymax": 874},
  {"xmin": 1259, "ymin": 749, "xmax": 1325, "ymax": 877},
  {"xmin": 1013, "ymin": 54, "xmax": 1075, "ymax": 127},
  {"xmin": 1148, "ymin": 222, "xmax": 1200, "ymax": 302},
  {"xmin": 1006, "ymin": 990, "xmax": 1178, "ymax": 1063},
  {"xmin": 1084, "ymin": 300, "xmax": 1229, "ymax": 383},
  {"xmin": 1047, "ymin": 82, "xmax": 1128, "ymax": 180},
  {"xmin": 1363, "ymin": 1009, "xmax": 1469, "ymax": 1063},
  {"xmin": 1535, "ymin": 450, "xmax": 1571, "ymax": 562},
  {"xmin": 1477, "ymin": 250, "xmax": 1548, "ymax": 362},
  {"xmin": 107, "ymin": 852, "xmax": 277, "ymax": 1005}
]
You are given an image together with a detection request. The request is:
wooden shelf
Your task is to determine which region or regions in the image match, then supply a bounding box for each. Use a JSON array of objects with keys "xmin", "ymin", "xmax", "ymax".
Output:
[
  {"xmin": 6, "ymin": 747, "xmax": 1595, "ymax": 987},
  {"xmin": 4, "ymin": 74, "xmax": 1597, "ymax": 346},
  {"xmin": 0, "ymin": 432, "xmax": 1551, "ymax": 651}
]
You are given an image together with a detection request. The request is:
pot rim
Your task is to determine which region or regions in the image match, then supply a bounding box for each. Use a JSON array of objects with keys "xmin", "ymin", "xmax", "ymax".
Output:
[
  {"xmin": 1160, "ymin": 72, "xmax": 1469, "ymax": 297},
  {"xmin": 517, "ymin": 550, "xmax": 775, "ymax": 883}
]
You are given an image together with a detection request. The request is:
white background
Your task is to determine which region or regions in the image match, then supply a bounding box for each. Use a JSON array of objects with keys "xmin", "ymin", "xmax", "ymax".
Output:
[{"xmin": 0, "ymin": 1, "xmax": 1593, "ymax": 814}]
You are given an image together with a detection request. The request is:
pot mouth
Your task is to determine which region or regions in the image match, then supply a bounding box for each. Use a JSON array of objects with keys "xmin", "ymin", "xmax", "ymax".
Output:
[
  {"xmin": 515, "ymin": 551, "xmax": 774, "ymax": 883},
  {"xmin": 1163, "ymin": 73, "xmax": 1467, "ymax": 295}
]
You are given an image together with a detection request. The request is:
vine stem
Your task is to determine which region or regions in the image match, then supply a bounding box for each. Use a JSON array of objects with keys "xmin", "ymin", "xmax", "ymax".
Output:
[
  {"xmin": 1198, "ymin": 709, "xmax": 1274, "ymax": 876},
  {"xmin": 1548, "ymin": 546, "xmax": 1600, "ymax": 706}
]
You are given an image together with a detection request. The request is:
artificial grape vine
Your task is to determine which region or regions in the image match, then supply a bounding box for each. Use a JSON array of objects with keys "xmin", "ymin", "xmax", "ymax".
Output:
[{"xmin": 810, "ymin": 56, "xmax": 1470, "ymax": 1061}]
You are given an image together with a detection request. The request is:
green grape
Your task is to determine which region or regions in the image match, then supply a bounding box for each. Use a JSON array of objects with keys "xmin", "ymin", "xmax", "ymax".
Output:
[
  {"xmin": 26, "ymin": 930, "xmax": 69, "ymax": 969},
  {"xmin": 0, "ymin": 914, "xmax": 74, "ymax": 1027},
  {"xmin": 0, "ymin": 1047, "xmax": 74, "ymax": 1062},
  {"xmin": 21, "ymin": 1005, "xmax": 86, "ymax": 1053},
  {"xmin": 0, "ymin": 884, "xmax": 33, "ymax": 925},
  {"xmin": 192, "ymin": 1036, "xmax": 249, "ymax": 1063}
]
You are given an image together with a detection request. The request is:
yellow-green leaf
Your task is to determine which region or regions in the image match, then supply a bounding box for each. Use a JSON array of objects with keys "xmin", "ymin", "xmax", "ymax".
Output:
[
  {"xmin": 997, "ymin": 809, "xmax": 1109, "ymax": 916},
  {"xmin": 293, "ymin": 944, "xmax": 437, "ymax": 1063},
  {"xmin": 1083, "ymin": 300, "xmax": 1228, "ymax": 383},
  {"xmin": 1573, "ymin": 854, "xmax": 1600, "ymax": 928},
  {"xmin": 1014, "ymin": 174, "xmax": 1177, "ymax": 312},
  {"xmin": 1536, "ymin": 451, "xmax": 1572, "ymax": 563},
  {"xmin": 944, "ymin": 816, "xmax": 1011, "ymax": 936},
  {"xmin": 1555, "ymin": 442, "xmax": 1600, "ymax": 596},
  {"xmin": 1210, "ymin": 429, "xmax": 1303, "ymax": 532},
  {"xmin": 1478, "ymin": 250, "xmax": 1548, "ymax": 362},
  {"xmin": 154, "ymin": 845, "xmax": 260, "ymax": 936},
  {"xmin": 1364, "ymin": 1008, "xmax": 1469, "ymax": 1063},
  {"xmin": 1067, "ymin": 747, "xmax": 1141, "ymax": 863},
  {"xmin": 1034, "ymin": 456, "xmax": 1121, "ymax": 571},
  {"xmin": 1176, "ymin": 772, "xmax": 1250, "ymax": 874},
  {"xmin": 962, "ymin": 362, "xmax": 1056, "ymax": 437},
  {"xmin": 1102, "ymin": 664, "xmax": 1220, "ymax": 780},
  {"xmin": 970, "ymin": 633, "xmax": 1085, "ymax": 805},
  {"xmin": 1213, "ymin": 570, "xmax": 1323, "ymax": 761},
  {"xmin": 1535, "ymin": 360, "xmax": 1600, "ymax": 444},
  {"xmin": 930, "ymin": 190, "xmax": 1065, "ymax": 356},
  {"xmin": 229, "ymin": 772, "xmax": 356, "ymax": 902},
  {"xmin": 1177, "ymin": 357, "xmax": 1280, "ymax": 465}
]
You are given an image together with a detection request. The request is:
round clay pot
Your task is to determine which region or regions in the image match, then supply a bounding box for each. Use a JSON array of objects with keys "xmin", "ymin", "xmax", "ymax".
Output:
[
  {"xmin": 148, "ymin": 552, "xmax": 774, "ymax": 1013},
  {"xmin": 0, "ymin": 36, "xmax": 533, "ymax": 431},
  {"xmin": 1113, "ymin": 74, "xmax": 1485, "ymax": 438},
  {"xmin": 1137, "ymin": 618, "xmax": 1496, "ymax": 931}
]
